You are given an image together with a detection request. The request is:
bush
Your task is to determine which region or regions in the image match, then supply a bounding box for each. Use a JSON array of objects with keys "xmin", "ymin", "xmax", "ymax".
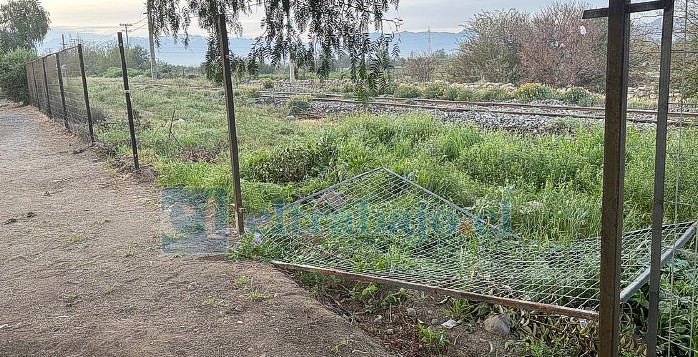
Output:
[
  {"xmin": 242, "ymin": 87, "xmax": 261, "ymax": 98},
  {"xmin": 480, "ymin": 87, "xmax": 512, "ymax": 102},
  {"xmin": 514, "ymin": 83, "xmax": 554, "ymax": 102},
  {"xmin": 104, "ymin": 67, "xmax": 122, "ymax": 78},
  {"xmin": 562, "ymin": 87, "xmax": 597, "ymax": 107},
  {"xmin": 247, "ymin": 143, "xmax": 332, "ymax": 183},
  {"xmin": 286, "ymin": 95, "xmax": 311, "ymax": 115},
  {"xmin": 423, "ymin": 81, "xmax": 449, "ymax": 99},
  {"xmin": 0, "ymin": 48, "xmax": 38, "ymax": 104},
  {"xmin": 262, "ymin": 78, "xmax": 274, "ymax": 89},
  {"xmin": 393, "ymin": 83, "xmax": 423, "ymax": 98},
  {"xmin": 455, "ymin": 88, "xmax": 480, "ymax": 102}
]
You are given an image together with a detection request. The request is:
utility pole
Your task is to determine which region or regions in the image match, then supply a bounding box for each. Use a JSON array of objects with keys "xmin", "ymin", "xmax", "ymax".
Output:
[
  {"xmin": 427, "ymin": 27, "xmax": 432, "ymax": 55},
  {"xmin": 120, "ymin": 23, "xmax": 133, "ymax": 45},
  {"xmin": 286, "ymin": 11, "xmax": 294, "ymax": 84},
  {"xmin": 61, "ymin": 34, "xmax": 66, "ymax": 50},
  {"xmin": 145, "ymin": 1, "xmax": 157, "ymax": 80}
]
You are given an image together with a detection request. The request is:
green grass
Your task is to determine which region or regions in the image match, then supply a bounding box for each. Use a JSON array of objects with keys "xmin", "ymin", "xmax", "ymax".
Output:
[{"xmin": 86, "ymin": 77, "xmax": 698, "ymax": 242}]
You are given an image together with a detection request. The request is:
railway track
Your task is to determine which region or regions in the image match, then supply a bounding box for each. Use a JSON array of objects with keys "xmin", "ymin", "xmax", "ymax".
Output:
[{"xmin": 260, "ymin": 90, "xmax": 698, "ymax": 126}]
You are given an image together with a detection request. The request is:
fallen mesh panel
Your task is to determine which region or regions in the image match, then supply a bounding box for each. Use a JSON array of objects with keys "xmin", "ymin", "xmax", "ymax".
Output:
[{"xmin": 251, "ymin": 168, "xmax": 697, "ymax": 319}]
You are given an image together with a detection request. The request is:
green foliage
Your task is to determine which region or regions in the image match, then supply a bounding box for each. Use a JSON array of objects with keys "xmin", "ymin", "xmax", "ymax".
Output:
[
  {"xmin": 561, "ymin": 87, "xmax": 597, "ymax": 107},
  {"xmin": 104, "ymin": 67, "xmax": 122, "ymax": 78},
  {"xmin": 261, "ymin": 78, "xmax": 274, "ymax": 89},
  {"xmin": 423, "ymin": 81, "xmax": 449, "ymax": 99},
  {"xmin": 480, "ymin": 87, "xmax": 513, "ymax": 101},
  {"xmin": 0, "ymin": 0, "xmax": 50, "ymax": 52},
  {"xmin": 514, "ymin": 83, "xmax": 554, "ymax": 102},
  {"xmin": 0, "ymin": 47, "xmax": 37, "ymax": 103},
  {"xmin": 286, "ymin": 95, "xmax": 311, "ymax": 115},
  {"xmin": 393, "ymin": 83, "xmax": 423, "ymax": 98},
  {"xmin": 82, "ymin": 44, "xmax": 150, "ymax": 77},
  {"xmin": 418, "ymin": 324, "xmax": 449, "ymax": 353}
]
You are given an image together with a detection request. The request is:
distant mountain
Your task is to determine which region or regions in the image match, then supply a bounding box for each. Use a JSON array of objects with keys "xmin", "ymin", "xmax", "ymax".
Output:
[{"xmin": 38, "ymin": 26, "xmax": 468, "ymax": 67}]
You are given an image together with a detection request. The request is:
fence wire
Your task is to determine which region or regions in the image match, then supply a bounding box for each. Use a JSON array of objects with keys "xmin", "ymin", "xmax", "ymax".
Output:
[
  {"xmin": 656, "ymin": 0, "xmax": 698, "ymax": 354},
  {"xmin": 252, "ymin": 167, "xmax": 696, "ymax": 319}
]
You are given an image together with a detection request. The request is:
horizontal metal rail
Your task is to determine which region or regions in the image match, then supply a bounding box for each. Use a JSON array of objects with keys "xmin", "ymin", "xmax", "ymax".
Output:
[
  {"xmin": 272, "ymin": 260, "xmax": 600, "ymax": 320},
  {"xmin": 620, "ymin": 221, "xmax": 698, "ymax": 303}
]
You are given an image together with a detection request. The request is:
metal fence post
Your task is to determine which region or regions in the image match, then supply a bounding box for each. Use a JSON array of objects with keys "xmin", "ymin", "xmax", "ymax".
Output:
[
  {"xmin": 117, "ymin": 32, "xmax": 140, "ymax": 170},
  {"xmin": 648, "ymin": 0, "xmax": 675, "ymax": 354},
  {"xmin": 41, "ymin": 56, "xmax": 52, "ymax": 118},
  {"xmin": 77, "ymin": 44, "xmax": 95, "ymax": 144},
  {"xmin": 55, "ymin": 52, "xmax": 69, "ymax": 130},
  {"xmin": 598, "ymin": 1, "xmax": 630, "ymax": 355},
  {"xmin": 217, "ymin": 14, "xmax": 245, "ymax": 235}
]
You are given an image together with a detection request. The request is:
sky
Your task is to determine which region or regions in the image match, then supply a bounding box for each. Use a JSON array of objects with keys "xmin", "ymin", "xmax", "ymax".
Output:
[{"xmin": 31, "ymin": 0, "xmax": 609, "ymax": 38}]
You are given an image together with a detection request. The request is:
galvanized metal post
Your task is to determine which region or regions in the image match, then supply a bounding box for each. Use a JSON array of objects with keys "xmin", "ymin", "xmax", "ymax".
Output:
[
  {"xmin": 55, "ymin": 53, "xmax": 69, "ymax": 130},
  {"xmin": 599, "ymin": 0, "xmax": 631, "ymax": 355},
  {"xmin": 41, "ymin": 56, "xmax": 52, "ymax": 118},
  {"xmin": 648, "ymin": 0, "xmax": 674, "ymax": 354},
  {"xmin": 77, "ymin": 44, "xmax": 95, "ymax": 144},
  {"xmin": 117, "ymin": 32, "xmax": 140, "ymax": 170},
  {"xmin": 217, "ymin": 14, "xmax": 245, "ymax": 235}
]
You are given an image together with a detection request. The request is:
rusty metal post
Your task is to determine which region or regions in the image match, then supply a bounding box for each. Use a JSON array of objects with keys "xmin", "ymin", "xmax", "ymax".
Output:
[
  {"xmin": 648, "ymin": 0, "xmax": 675, "ymax": 354},
  {"xmin": 598, "ymin": 0, "xmax": 631, "ymax": 356},
  {"xmin": 31, "ymin": 62, "xmax": 40, "ymax": 110},
  {"xmin": 77, "ymin": 44, "xmax": 95, "ymax": 144},
  {"xmin": 118, "ymin": 32, "xmax": 140, "ymax": 170},
  {"xmin": 217, "ymin": 14, "xmax": 245, "ymax": 235},
  {"xmin": 55, "ymin": 52, "xmax": 69, "ymax": 129},
  {"xmin": 41, "ymin": 56, "xmax": 52, "ymax": 118}
]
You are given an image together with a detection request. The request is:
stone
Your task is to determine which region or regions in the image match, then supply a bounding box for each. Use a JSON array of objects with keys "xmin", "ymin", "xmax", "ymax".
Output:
[
  {"xmin": 483, "ymin": 314, "xmax": 510, "ymax": 336},
  {"xmin": 386, "ymin": 328, "xmax": 395, "ymax": 335},
  {"xmin": 187, "ymin": 282, "xmax": 198, "ymax": 291},
  {"xmin": 374, "ymin": 315, "xmax": 383, "ymax": 325},
  {"xmin": 406, "ymin": 307, "xmax": 417, "ymax": 318},
  {"xmin": 431, "ymin": 318, "xmax": 439, "ymax": 325}
]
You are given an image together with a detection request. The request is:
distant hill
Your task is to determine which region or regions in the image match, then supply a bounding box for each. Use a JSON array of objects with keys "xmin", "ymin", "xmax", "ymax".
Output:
[{"xmin": 38, "ymin": 26, "xmax": 468, "ymax": 67}]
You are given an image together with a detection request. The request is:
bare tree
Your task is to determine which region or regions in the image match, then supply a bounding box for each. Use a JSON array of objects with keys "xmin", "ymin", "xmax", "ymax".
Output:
[
  {"xmin": 403, "ymin": 51, "xmax": 438, "ymax": 82},
  {"xmin": 450, "ymin": 9, "xmax": 530, "ymax": 83},
  {"xmin": 519, "ymin": 1, "xmax": 606, "ymax": 88}
]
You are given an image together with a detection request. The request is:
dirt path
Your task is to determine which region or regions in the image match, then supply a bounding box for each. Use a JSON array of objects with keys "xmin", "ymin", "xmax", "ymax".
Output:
[{"xmin": 0, "ymin": 104, "xmax": 391, "ymax": 356}]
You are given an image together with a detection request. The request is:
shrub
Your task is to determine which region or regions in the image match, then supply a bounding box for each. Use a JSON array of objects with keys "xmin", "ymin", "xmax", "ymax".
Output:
[
  {"xmin": 514, "ymin": 83, "xmax": 554, "ymax": 102},
  {"xmin": 455, "ymin": 88, "xmax": 480, "ymax": 102},
  {"xmin": 393, "ymin": 83, "xmax": 422, "ymax": 98},
  {"xmin": 104, "ymin": 67, "xmax": 122, "ymax": 78},
  {"xmin": 423, "ymin": 81, "xmax": 449, "ymax": 99},
  {"xmin": 286, "ymin": 95, "xmax": 311, "ymax": 115},
  {"xmin": 562, "ymin": 87, "xmax": 597, "ymax": 107},
  {"xmin": 480, "ymin": 87, "xmax": 512, "ymax": 102},
  {"xmin": 443, "ymin": 86, "xmax": 459, "ymax": 100},
  {"xmin": 262, "ymin": 78, "xmax": 274, "ymax": 89},
  {"xmin": 0, "ymin": 48, "xmax": 38, "ymax": 104},
  {"xmin": 242, "ymin": 87, "xmax": 261, "ymax": 98},
  {"xmin": 247, "ymin": 143, "xmax": 332, "ymax": 184}
]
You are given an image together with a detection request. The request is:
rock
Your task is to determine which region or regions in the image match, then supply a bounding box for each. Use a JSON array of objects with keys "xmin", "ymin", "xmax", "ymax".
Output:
[
  {"xmin": 374, "ymin": 315, "xmax": 383, "ymax": 325},
  {"xmin": 431, "ymin": 318, "xmax": 440, "ymax": 325},
  {"xmin": 406, "ymin": 307, "xmax": 417, "ymax": 318},
  {"xmin": 386, "ymin": 328, "xmax": 395, "ymax": 335},
  {"xmin": 26, "ymin": 212, "xmax": 36, "ymax": 218},
  {"xmin": 286, "ymin": 115, "xmax": 296, "ymax": 120},
  {"xmin": 483, "ymin": 314, "xmax": 510, "ymax": 336},
  {"xmin": 441, "ymin": 319, "xmax": 460, "ymax": 329},
  {"xmin": 0, "ymin": 324, "xmax": 8, "ymax": 330},
  {"xmin": 187, "ymin": 282, "xmax": 198, "ymax": 291}
]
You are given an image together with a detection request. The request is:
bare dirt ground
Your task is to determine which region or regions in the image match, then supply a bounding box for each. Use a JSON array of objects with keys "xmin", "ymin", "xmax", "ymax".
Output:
[{"xmin": 0, "ymin": 103, "xmax": 392, "ymax": 356}]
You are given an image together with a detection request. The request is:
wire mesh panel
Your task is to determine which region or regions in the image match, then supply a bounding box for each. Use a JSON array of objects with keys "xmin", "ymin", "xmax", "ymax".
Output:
[
  {"xmin": 655, "ymin": 0, "xmax": 698, "ymax": 354},
  {"xmin": 25, "ymin": 63, "xmax": 37, "ymax": 108},
  {"xmin": 252, "ymin": 167, "xmax": 697, "ymax": 318},
  {"xmin": 33, "ymin": 60, "xmax": 49, "ymax": 116},
  {"xmin": 44, "ymin": 55, "xmax": 64, "ymax": 123},
  {"xmin": 57, "ymin": 47, "xmax": 90, "ymax": 138}
]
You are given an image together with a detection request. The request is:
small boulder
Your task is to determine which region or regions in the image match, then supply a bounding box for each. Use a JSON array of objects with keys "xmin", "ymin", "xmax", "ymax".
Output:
[
  {"xmin": 483, "ymin": 314, "xmax": 510, "ymax": 336},
  {"xmin": 406, "ymin": 307, "xmax": 417, "ymax": 318}
]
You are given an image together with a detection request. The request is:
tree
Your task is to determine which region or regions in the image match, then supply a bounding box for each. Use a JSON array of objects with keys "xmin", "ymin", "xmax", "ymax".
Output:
[
  {"xmin": 148, "ymin": 0, "xmax": 400, "ymax": 89},
  {"xmin": 450, "ymin": 9, "xmax": 529, "ymax": 83},
  {"xmin": 0, "ymin": 0, "xmax": 50, "ymax": 53},
  {"xmin": 518, "ymin": 2, "xmax": 606, "ymax": 88},
  {"xmin": 403, "ymin": 52, "xmax": 437, "ymax": 82}
]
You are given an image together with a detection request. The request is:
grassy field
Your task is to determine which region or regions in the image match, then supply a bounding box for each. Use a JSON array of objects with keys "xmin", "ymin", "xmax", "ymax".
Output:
[{"xmin": 87, "ymin": 77, "xmax": 698, "ymax": 242}]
